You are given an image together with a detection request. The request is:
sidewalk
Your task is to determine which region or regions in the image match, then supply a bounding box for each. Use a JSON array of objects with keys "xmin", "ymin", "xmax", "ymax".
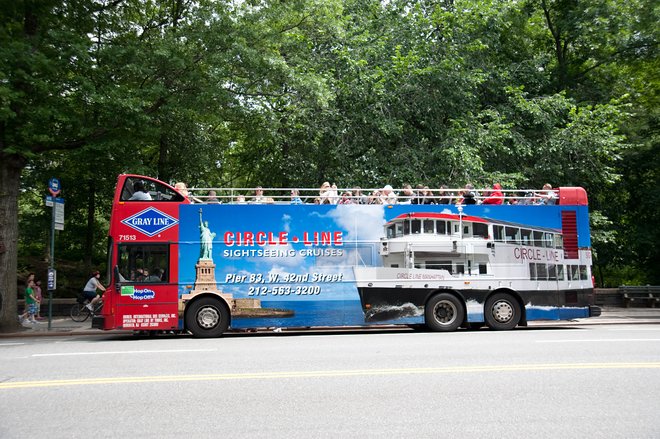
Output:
[{"xmin": 2, "ymin": 307, "xmax": 660, "ymax": 338}]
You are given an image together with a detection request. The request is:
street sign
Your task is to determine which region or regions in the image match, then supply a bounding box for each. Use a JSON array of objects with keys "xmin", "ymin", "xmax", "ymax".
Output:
[
  {"xmin": 54, "ymin": 198, "xmax": 65, "ymax": 222},
  {"xmin": 47, "ymin": 268, "xmax": 57, "ymax": 290},
  {"xmin": 45, "ymin": 195, "xmax": 54, "ymax": 207},
  {"xmin": 48, "ymin": 177, "xmax": 61, "ymax": 196},
  {"xmin": 53, "ymin": 197, "xmax": 65, "ymax": 230}
]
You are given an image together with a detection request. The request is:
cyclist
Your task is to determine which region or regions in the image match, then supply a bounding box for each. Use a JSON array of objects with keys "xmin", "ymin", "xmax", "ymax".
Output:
[{"xmin": 83, "ymin": 270, "xmax": 106, "ymax": 313}]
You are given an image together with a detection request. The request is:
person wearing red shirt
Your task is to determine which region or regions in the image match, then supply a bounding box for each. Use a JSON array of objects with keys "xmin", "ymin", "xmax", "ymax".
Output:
[{"xmin": 482, "ymin": 183, "xmax": 504, "ymax": 205}]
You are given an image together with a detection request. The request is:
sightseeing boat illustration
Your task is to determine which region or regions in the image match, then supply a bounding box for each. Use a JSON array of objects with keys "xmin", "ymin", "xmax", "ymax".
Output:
[{"xmin": 352, "ymin": 204, "xmax": 598, "ymax": 330}]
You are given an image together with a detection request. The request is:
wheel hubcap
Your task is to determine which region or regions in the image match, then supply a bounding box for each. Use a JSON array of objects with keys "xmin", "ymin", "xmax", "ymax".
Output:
[
  {"xmin": 433, "ymin": 301, "xmax": 457, "ymax": 325},
  {"xmin": 197, "ymin": 306, "xmax": 220, "ymax": 329},
  {"xmin": 491, "ymin": 300, "xmax": 513, "ymax": 323}
]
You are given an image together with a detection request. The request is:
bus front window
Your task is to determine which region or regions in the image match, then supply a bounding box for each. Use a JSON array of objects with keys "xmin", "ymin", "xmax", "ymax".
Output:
[{"xmin": 117, "ymin": 244, "xmax": 169, "ymax": 283}]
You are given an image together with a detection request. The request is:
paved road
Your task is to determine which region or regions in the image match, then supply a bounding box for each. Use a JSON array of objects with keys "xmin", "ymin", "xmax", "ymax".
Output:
[{"xmin": 1, "ymin": 322, "xmax": 659, "ymax": 438}]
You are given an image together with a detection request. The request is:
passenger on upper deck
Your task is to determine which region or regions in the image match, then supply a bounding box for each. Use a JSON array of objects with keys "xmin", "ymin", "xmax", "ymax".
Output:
[
  {"xmin": 252, "ymin": 186, "xmax": 265, "ymax": 204},
  {"xmin": 419, "ymin": 186, "xmax": 436, "ymax": 204},
  {"xmin": 368, "ymin": 190, "xmax": 383, "ymax": 204},
  {"xmin": 380, "ymin": 185, "xmax": 397, "ymax": 205},
  {"xmin": 352, "ymin": 187, "xmax": 368, "ymax": 204},
  {"xmin": 339, "ymin": 191, "xmax": 354, "ymax": 204},
  {"xmin": 319, "ymin": 182, "xmax": 338, "ymax": 205},
  {"xmin": 436, "ymin": 185, "xmax": 451, "ymax": 204},
  {"xmin": 459, "ymin": 184, "xmax": 478, "ymax": 205},
  {"xmin": 174, "ymin": 181, "xmax": 202, "ymax": 203},
  {"xmin": 482, "ymin": 183, "xmax": 504, "ymax": 205},
  {"xmin": 128, "ymin": 181, "xmax": 152, "ymax": 201},
  {"xmin": 290, "ymin": 189, "xmax": 303, "ymax": 205},
  {"xmin": 536, "ymin": 183, "xmax": 558, "ymax": 205},
  {"xmin": 206, "ymin": 190, "xmax": 221, "ymax": 204},
  {"xmin": 411, "ymin": 184, "xmax": 424, "ymax": 205},
  {"xmin": 398, "ymin": 184, "xmax": 414, "ymax": 204}
]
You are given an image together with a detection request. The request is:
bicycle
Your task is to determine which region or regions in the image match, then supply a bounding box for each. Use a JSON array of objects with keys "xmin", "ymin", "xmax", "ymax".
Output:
[{"xmin": 70, "ymin": 296, "xmax": 104, "ymax": 322}]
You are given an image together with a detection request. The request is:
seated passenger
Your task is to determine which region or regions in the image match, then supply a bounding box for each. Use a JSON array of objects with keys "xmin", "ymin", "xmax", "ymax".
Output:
[
  {"xmin": 398, "ymin": 184, "xmax": 414, "ymax": 204},
  {"xmin": 290, "ymin": 189, "xmax": 303, "ymax": 205},
  {"xmin": 368, "ymin": 191, "xmax": 383, "ymax": 204},
  {"xmin": 206, "ymin": 190, "xmax": 221, "ymax": 204},
  {"xmin": 460, "ymin": 184, "xmax": 478, "ymax": 205},
  {"xmin": 536, "ymin": 183, "xmax": 558, "ymax": 205},
  {"xmin": 319, "ymin": 182, "xmax": 338, "ymax": 205},
  {"xmin": 175, "ymin": 182, "xmax": 203, "ymax": 203},
  {"xmin": 411, "ymin": 184, "xmax": 425, "ymax": 205},
  {"xmin": 128, "ymin": 181, "xmax": 152, "ymax": 201},
  {"xmin": 420, "ymin": 186, "xmax": 436, "ymax": 204},
  {"xmin": 436, "ymin": 185, "xmax": 451, "ymax": 204},
  {"xmin": 352, "ymin": 187, "xmax": 368, "ymax": 204},
  {"xmin": 252, "ymin": 186, "xmax": 265, "ymax": 204},
  {"xmin": 380, "ymin": 185, "xmax": 397, "ymax": 205},
  {"xmin": 482, "ymin": 183, "xmax": 504, "ymax": 205},
  {"xmin": 144, "ymin": 268, "xmax": 162, "ymax": 282},
  {"xmin": 338, "ymin": 191, "xmax": 354, "ymax": 204}
]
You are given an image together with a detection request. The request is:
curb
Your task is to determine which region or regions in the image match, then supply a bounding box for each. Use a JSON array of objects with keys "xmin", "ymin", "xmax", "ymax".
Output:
[{"xmin": 2, "ymin": 316, "xmax": 659, "ymax": 339}]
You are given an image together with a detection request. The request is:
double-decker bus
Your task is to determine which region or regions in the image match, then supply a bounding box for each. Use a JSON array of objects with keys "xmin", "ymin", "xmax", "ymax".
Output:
[{"xmin": 93, "ymin": 174, "xmax": 600, "ymax": 337}]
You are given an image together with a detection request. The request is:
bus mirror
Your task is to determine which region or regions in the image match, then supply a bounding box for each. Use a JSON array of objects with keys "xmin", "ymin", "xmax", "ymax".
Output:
[{"xmin": 113, "ymin": 265, "xmax": 121, "ymax": 291}]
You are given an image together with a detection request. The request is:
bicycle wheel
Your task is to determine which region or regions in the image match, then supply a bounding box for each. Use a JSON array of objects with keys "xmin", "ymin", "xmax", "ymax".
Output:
[{"xmin": 70, "ymin": 303, "xmax": 90, "ymax": 322}]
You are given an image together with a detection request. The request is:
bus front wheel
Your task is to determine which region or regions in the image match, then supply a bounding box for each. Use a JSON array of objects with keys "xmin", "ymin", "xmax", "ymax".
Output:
[
  {"xmin": 485, "ymin": 293, "xmax": 521, "ymax": 330},
  {"xmin": 425, "ymin": 293, "xmax": 464, "ymax": 332},
  {"xmin": 185, "ymin": 297, "xmax": 229, "ymax": 338}
]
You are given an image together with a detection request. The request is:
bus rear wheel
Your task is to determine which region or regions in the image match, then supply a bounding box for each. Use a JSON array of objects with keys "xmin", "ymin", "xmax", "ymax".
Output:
[
  {"xmin": 185, "ymin": 297, "xmax": 229, "ymax": 338},
  {"xmin": 425, "ymin": 293, "xmax": 464, "ymax": 332},
  {"xmin": 485, "ymin": 293, "xmax": 521, "ymax": 330}
]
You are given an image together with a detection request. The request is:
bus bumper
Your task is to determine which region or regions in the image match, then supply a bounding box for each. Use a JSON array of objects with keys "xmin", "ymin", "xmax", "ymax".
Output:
[
  {"xmin": 589, "ymin": 305, "xmax": 602, "ymax": 317},
  {"xmin": 91, "ymin": 315, "xmax": 105, "ymax": 329}
]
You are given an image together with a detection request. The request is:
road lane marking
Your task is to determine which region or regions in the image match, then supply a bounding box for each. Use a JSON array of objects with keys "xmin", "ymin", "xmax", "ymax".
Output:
[
  {"xmin": 0, "ymin": 343, "xmax": 25, "ymax": 347},
  {"xmin": 2, "ymin": 362, "xmax": 660, "ymax": 390},
  {"xmin": 537, "ymin": 339, "xmax": 660, "ymax": 343},
  {"xmin": 32, "ymin": 348, "xmax": 217, "ymax": 357},
  {"xmin": 608, "ymin": 328, "xmax": 660, "ymax": 331}
]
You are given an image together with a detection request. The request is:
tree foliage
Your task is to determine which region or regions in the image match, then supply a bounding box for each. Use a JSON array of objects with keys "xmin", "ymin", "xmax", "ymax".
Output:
[{"xmin": 1, "ymin": 0, "xmax": 657, "ymax": 330}]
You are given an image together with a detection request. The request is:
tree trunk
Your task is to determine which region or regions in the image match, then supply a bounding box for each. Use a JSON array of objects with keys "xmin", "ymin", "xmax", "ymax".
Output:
[{"xmin": 0, "ymin": 153, "xmax": 26, "ymax": 332}]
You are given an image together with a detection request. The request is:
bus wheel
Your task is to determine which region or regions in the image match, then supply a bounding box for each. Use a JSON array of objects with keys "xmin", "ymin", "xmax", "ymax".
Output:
[
  {"xmin": 185, "ymin": 297, "xmax": 229, "ymax": 338},
  {"xmin": 425, "ymin": 293, "xmax": 464, "ymax": 332},
  {"xmin": 485, "ymin": 293, "xmax": 521, "ymax": 330}
]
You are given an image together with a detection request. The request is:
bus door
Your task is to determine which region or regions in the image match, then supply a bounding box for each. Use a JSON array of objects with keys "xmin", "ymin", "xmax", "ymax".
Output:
[{"xmin": 113, "ymin": 243, "xmax": 180, "ymax": 331}]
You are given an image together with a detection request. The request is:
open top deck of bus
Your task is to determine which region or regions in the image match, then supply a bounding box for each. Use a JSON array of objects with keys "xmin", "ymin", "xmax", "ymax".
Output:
[{"xmin": 94, "ymin": 174, "xmax": 599, "ymax": 337}]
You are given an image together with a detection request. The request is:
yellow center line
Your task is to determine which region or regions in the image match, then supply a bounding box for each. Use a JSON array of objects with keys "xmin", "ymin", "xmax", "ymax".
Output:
[{"xmin": 2, "ymin": 362, "xmax": 660, "ymax": 390}]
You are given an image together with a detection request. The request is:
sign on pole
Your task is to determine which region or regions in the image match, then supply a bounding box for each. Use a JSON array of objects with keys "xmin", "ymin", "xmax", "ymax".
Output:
[
  {"xmin": 47, "ymin": 268, "xmax": 57, "ymax": 291},
  {"xmin": 48, "ymin": 177, "xmax": 61, "ymax": 197},
  {"xmin": 54, "ymin": 198, "xmax": 65, "ymax": 230}
]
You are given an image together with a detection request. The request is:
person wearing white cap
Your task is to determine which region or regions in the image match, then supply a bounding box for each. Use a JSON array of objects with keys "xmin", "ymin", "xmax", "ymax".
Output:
[{"xmin": 380, "ymin": 184, "xmax": 398, "ymax": 205}]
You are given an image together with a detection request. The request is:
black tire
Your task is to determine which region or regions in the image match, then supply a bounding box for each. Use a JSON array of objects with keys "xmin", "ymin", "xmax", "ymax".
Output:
[
  {"xmin": 70, "ymin": 303, "xmax": 89, "ymax": 322},
  {"xmin": 424, "ymin": 293, "xmax": 464, "ymax": 332},
  {"xmin": 185, "ymin": 297, "xmax": 229, "ymax": 338},
  {"xmin": 484, "ymin": 293, "xmax": 521, "ymax": 330}
]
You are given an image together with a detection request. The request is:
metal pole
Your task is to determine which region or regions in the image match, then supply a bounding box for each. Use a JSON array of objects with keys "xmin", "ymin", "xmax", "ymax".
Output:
[{"xmin": 48, "ymin": 203, "xmax": 55, "ymax": 330}]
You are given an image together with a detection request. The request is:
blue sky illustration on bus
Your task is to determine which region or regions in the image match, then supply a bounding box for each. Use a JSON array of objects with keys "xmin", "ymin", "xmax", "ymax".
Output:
[{"xmin": 178, "ymin": 203, "xmax": 591, "ymax": 329}]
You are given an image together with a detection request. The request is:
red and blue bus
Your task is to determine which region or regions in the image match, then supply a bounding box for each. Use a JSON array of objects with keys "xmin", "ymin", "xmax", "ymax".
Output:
[{"xmin": 93, "ymin": 174, "xmax": 600, "ymax": 337}]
